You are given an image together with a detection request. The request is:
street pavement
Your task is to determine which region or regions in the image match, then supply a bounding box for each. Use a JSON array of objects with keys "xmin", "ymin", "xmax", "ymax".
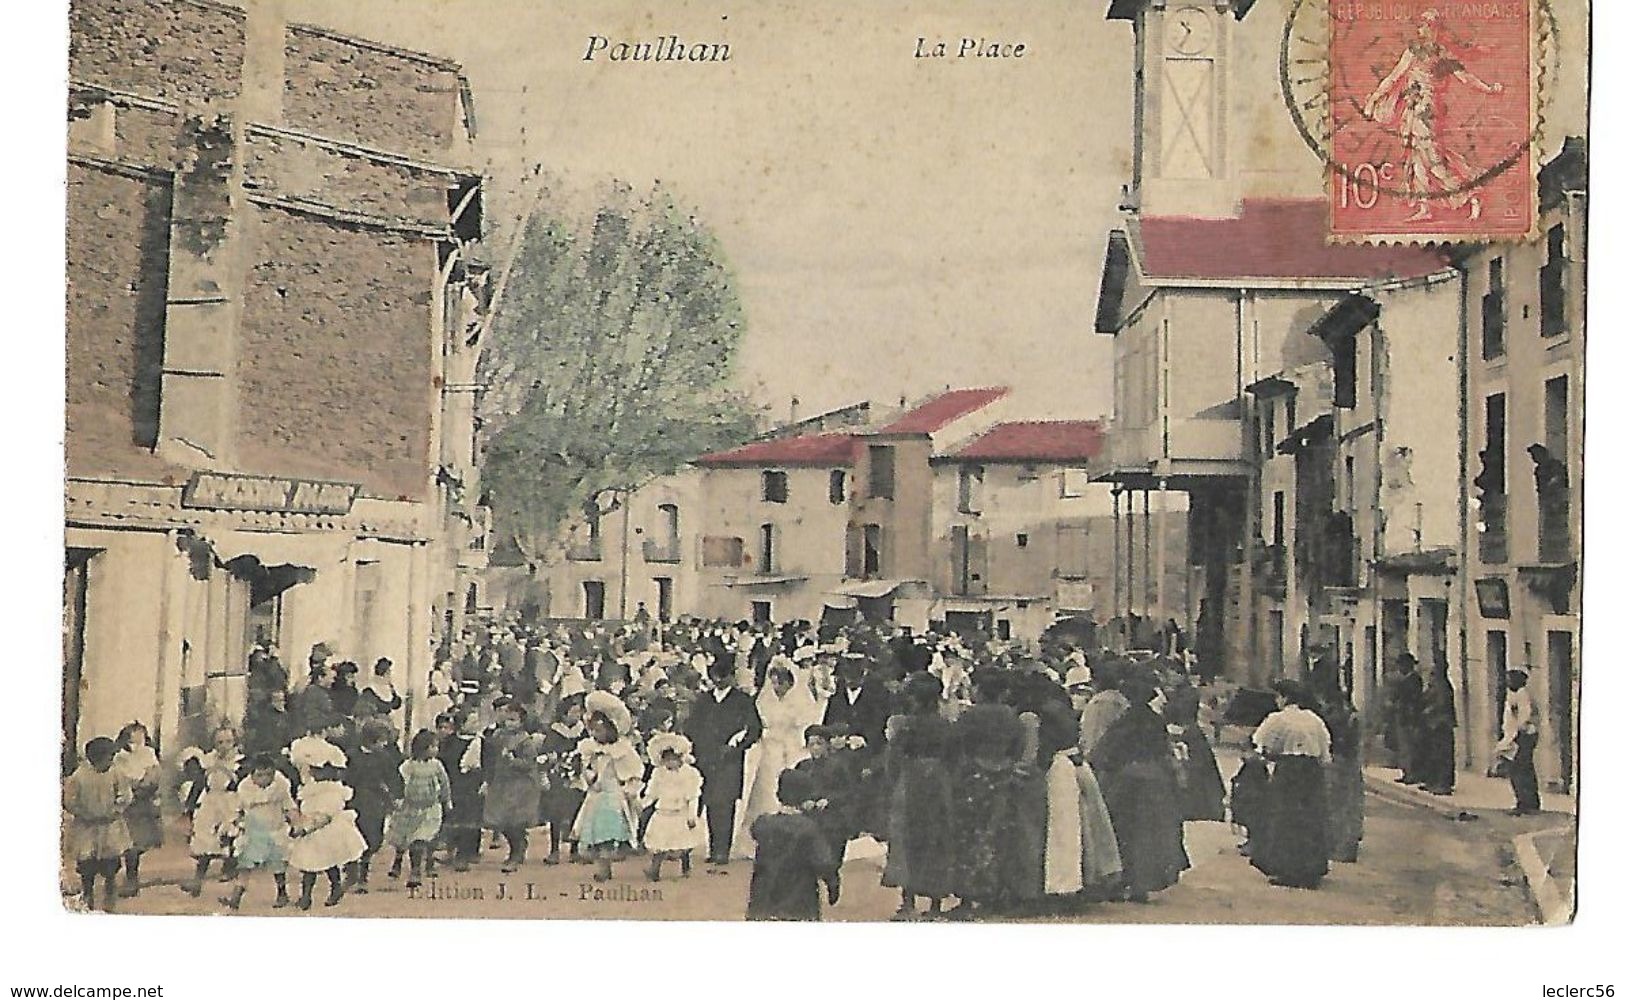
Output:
[{"xmin": 68, "ymin": 792, "xmax": 1536, "ymax": 924}]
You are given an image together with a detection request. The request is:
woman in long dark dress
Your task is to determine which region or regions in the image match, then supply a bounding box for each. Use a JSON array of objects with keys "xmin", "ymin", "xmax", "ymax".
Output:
[
  {"xmin": 881, "ymin": 673, "xmax": 956, "ymax": 920},
  {"xmin": 1249, "ymin": 680, "xmax": 1333, "ymax": 889},
  {"xmin": 1165, "ymin": 685, "xmax": 1226, "ymax": 821},
  {"xmin": 945, "ymin": 700, "xmax": 1029, "ymax": 919},
  {"xmin": 1318, "ymin": 686, "xmax": 1365, "ymax": 863},
  {"xmin": 1090, "ymin": 674, "xmax": 1190, "ymax": 902}
]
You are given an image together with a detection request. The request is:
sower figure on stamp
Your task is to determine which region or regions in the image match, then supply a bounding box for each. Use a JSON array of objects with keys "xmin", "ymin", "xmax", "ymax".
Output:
[
  {"xmin": 1361, "ymin": 9, "xmax": 1503, "ymax": 222},
  {"xmin": 685, "ymin": 656, "xmax": 762, "ymax": 867}
]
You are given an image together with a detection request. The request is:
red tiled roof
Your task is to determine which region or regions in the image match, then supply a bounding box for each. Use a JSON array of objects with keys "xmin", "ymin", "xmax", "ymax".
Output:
[
  {"xmin": 694, "ymin": 433, "xmax": 859, "ymax": 468},
  {"xmin": 1137, "ymin": 199, "xmax": 1451, "ymax": 281},
  {"xmin": 950, "ymin": 421, "xmax": 1106, "ymax": 463},
  {"xmin": 877, "ymin": 387, "xmax": 1009, "ymax": 435}
]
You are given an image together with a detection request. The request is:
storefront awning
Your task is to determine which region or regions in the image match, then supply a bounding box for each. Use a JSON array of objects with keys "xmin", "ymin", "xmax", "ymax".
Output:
[
  {"xmin": 828, "ymin": 579, "xmax": 923, "ymax": 599},
  {"xmin": 194, "ymin": 528, "xmax": 353, "ymax": 570},
  {"xmin": 716, "ymin": 574, "xmax": 808, "ymax": 588}
]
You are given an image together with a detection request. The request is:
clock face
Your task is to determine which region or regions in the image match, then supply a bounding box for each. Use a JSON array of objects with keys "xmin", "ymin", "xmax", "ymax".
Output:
[{"xmin": 1168, "ymin": 5, "xmax": 1215, "ymax": 56}]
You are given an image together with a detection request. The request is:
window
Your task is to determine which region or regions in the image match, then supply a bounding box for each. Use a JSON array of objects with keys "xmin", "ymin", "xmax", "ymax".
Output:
[
  {"xmin": 758, "ymin": 523, "xmax": 777, "ymax": 574},
  {"xmin": 701, "ymin": 535, "xmax": 745, "ymax": 568},
  {"xmin": 1477, "ymin": 393, "xmax": 1508, "ymax": 563},
  {"xmin": 868, "ymin": 445, "xmax": 895, "ymax": 499},
  {"xmin": 957, "ymin": 464, "xmax": 984, "ymax": 514},
  {"xmin": 582, "ymin": 581, "xmax": 606, "ymax": 620},
  {"xmin": 762, "ymin": 470, "xmax": 789, "ymax": 504},
  {"xmin": 1536, "ymin": 376, "xmax": 1571, "ymax": 563},
  {"xmin": 1482, "ymin": 256, "xmax": 1506, "ymax": 359},
  {"xmin": 1262, "ymin": 401, "xmax": 1277, "ymax": 458},
  {"xmin": 1545, "ymin": 375, "xmax": 1569, "ymax": 459},
  {"xmin": 1487, "ymin": 630, "xmax": 1508, "ymax": 739},
  {"xmin": 654, "ymin": 577, "xmax": 673, "ymax": 622},
  {"xmin": 645, "ymin": 504, "xmax": 681, "ymax": 563},
  {"xmin": 1056, "ymin": 525, "xmax": 1088, "ymax": 579},
  {"xmin": 1285, "ymin": 395, "xmax": 1297, "ymax": 434},
  {"xmin": 1272, "ymin": 491, "xmax": 1286, "ymax": 548},
  {"xmin": 1331, "ymin": 335, "xmax": 1359, "ymax": 409},
  {"xmin": 1016, "ymin": 533, "xmax": 1029, "ymax": 548},
  {"xmin": 1016, "ymin": 465, "xmax": 1040, "ymax": 483},
  {"xmin": 862, "ymin": 524, "xmax": 883, "ymax": 577},
  {"xmin": 1060, "ymin": 468, "xmax": 1089, "ymax": 498},
  {"xmin": 751, "ymin": 601, "xmax": 772, "ymax": 626},
  {"xmin": 1541, "ymin": 224, "xmax": 1567, "ymax": 338},
  {"xmin": 828, "ymin": 470, "xmax": 847, "ymax": 504},
  {"xmin": 951, "ymin": 525, "xmax": 971, "ymax": 594}
]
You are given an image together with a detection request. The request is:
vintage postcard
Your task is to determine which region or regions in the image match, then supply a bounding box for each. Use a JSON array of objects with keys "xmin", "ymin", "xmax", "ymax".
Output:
[{"xmin": 61, "ymin": 0, "xmax": 1588, "ymax": 927}]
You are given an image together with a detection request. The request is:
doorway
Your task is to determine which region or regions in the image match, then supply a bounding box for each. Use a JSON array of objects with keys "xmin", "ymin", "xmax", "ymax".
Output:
[
  {"xmin": 1547, "ymin": 629, "xmax": 1575, "ymax": 792},
  {"xmin": 63, "ymin": 549, "xmax": 96, "ymax": 774},
  {"xmin": 654, "ymin": 577, "xmax": 673, "ymax": 622},
  {"xmin": 751, "ymin": 600, "xmax": 772, "ymax": 626},
  {"xmin": 583, "ymin": 581, "xmax": 606, "ymax": 620}
]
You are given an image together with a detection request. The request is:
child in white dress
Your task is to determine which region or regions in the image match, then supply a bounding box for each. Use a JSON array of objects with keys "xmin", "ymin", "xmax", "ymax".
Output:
[
  {"xmin": 223, "ymin": 754, "xmax": 297, "ymax": 910},
  {"xmin": 288, "ymin": 753, "xmax": 368, "ymax": 910},
  {"xmin": 185, "ymin": 767, "xmax": 239, "ymax": 897},
  {"xmin": 640, "ymin": 733, "xmax": 704, "ymax": 881},
  {"xmin": 572, "ymin": 691, "xmax": 643, "ymax": 883}
]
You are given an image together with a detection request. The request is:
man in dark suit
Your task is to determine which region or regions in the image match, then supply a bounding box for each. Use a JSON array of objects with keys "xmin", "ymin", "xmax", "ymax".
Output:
[
  {"xmin": 685, "ymin": 659, "xmax": 763, "ymax": 866},
  {"xmin": 822, "ymin": 655, "xmax": 892, "ymax": 751},
  {"xmin": 821, "ymin": 655, "xmax": 893, "ymax": 837}
]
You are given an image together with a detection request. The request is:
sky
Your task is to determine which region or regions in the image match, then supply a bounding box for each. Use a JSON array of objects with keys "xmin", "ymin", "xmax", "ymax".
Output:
[
  {"xmin": 267, "ymin": 0, "xmax": 1590, "ymax": 427},
  {"xmin": 271, "ymin": 0, "xmax": 1136, "ymax": 424}
]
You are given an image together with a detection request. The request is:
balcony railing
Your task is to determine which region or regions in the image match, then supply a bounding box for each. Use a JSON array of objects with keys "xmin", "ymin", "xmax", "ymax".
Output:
[{"xmin": 642, "ymin": 538, "xmax": 682, "ymax": 564}]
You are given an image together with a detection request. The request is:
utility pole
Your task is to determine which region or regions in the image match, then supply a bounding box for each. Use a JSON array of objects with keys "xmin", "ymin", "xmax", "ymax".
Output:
[{"xmin": 618, "ymin": 489, "xmax": 632, "ymax": 621}]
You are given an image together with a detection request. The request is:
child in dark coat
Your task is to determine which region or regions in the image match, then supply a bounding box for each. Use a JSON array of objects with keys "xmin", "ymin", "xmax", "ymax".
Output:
[
  {"xmin": 346, "ymin": 720, "xmax": 403, "ymax": 893},
  {"xmin": 746, "ymin": 769, "xmax": 840, "ymax": 921}
]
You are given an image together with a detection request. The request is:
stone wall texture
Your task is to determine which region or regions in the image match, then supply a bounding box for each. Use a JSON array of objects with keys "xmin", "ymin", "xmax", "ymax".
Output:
[
  {"xmin": 236, "ymin": 208, "xmax": 437, "ymax": 500},
  {"xmin": 65, "ymin": 163, "xmax": 182, "ymax": 484},
  {"xmin": 282, "ymin": 25, "xmax": 460, "ymax": 161},
  {"xmin": 244, "ymin": 130, "xmax": 451, "ymax": 228},
  {"xmin": 69, "ymin": 0, "xmax": 245, "ymax": 104}
]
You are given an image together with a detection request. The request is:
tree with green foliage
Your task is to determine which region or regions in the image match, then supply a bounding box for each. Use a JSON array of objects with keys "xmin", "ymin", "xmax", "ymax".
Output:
[{"xmin": 480, "ymin": 180, "xmax": 761, "ymax": 562}]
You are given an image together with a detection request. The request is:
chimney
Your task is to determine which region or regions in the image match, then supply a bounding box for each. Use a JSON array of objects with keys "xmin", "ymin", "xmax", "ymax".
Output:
[{"xmin": 789, "ymin": 396, "xmax": 801, "ymax": 425}]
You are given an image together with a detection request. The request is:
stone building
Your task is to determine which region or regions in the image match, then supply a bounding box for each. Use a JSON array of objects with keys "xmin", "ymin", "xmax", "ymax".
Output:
[
  {"xmin": 1461, "ymin": 141, "xmax": 1586, "ymax": 789},
  {"xmin": 64, "ymin": 0, "xmax": 487, "ymax": 755},
  {"xmin": 930, "ymin": 420, "xmax": 1189, "ymax": 643}
]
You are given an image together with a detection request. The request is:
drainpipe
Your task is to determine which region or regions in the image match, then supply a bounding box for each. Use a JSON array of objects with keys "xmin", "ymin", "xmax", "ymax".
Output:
[{"xmin": 1455, "ymin": 266, "xmax": 1474, "ymax": 767}]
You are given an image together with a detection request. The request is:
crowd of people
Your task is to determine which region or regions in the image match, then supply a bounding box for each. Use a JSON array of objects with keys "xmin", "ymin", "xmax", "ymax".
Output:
[{"xmin": 62, "ymin": 612, "xmax": 1373, "ymax": 919}]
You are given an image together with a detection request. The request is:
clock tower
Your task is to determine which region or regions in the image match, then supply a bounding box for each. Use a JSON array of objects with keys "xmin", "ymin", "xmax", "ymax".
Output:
[{"xmin": 1109, "ymin": 0, "xmax": 1250, "ymax": 217}]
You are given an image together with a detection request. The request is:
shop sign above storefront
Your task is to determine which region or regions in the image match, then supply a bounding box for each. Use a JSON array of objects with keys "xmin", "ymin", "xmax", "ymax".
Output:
[{"xmin": 181, "ymin": 472, "xmax": 360, "ymax": 515}]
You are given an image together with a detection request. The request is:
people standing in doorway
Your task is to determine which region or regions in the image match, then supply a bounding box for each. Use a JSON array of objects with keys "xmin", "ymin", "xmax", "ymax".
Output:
[
  {"xmin": 1383, "ymin": 653, "xmax": 1425, "ymax": 784},
  {"xmin": 1496, "ymin": 667, "xmax": 1542, "ymax": 815},
  {"xmin": 1419, "ymin": 662, "xmax": 1457, "ymax": 795}
]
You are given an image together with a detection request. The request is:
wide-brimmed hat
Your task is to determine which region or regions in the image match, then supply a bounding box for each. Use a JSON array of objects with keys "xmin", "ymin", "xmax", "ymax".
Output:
[
  {"xmin": 647, "ymin": 732, "xmax": 693, "ymax": 761},
  {"xmin": 584, "ymin": 690, "xmax": 633, "ymax": 738}
]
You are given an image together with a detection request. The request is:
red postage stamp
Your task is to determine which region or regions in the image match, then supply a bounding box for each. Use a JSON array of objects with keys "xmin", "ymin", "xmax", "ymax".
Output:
[{"xmin": 1325, "ymin": 2, "xmax": 1537, "ymax": 242}]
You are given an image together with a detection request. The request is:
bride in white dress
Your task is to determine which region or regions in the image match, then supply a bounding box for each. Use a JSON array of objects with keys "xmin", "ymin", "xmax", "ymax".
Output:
[{"xmin": 732, "ymin": 655, "xmax": 825, "ymax": 860}]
